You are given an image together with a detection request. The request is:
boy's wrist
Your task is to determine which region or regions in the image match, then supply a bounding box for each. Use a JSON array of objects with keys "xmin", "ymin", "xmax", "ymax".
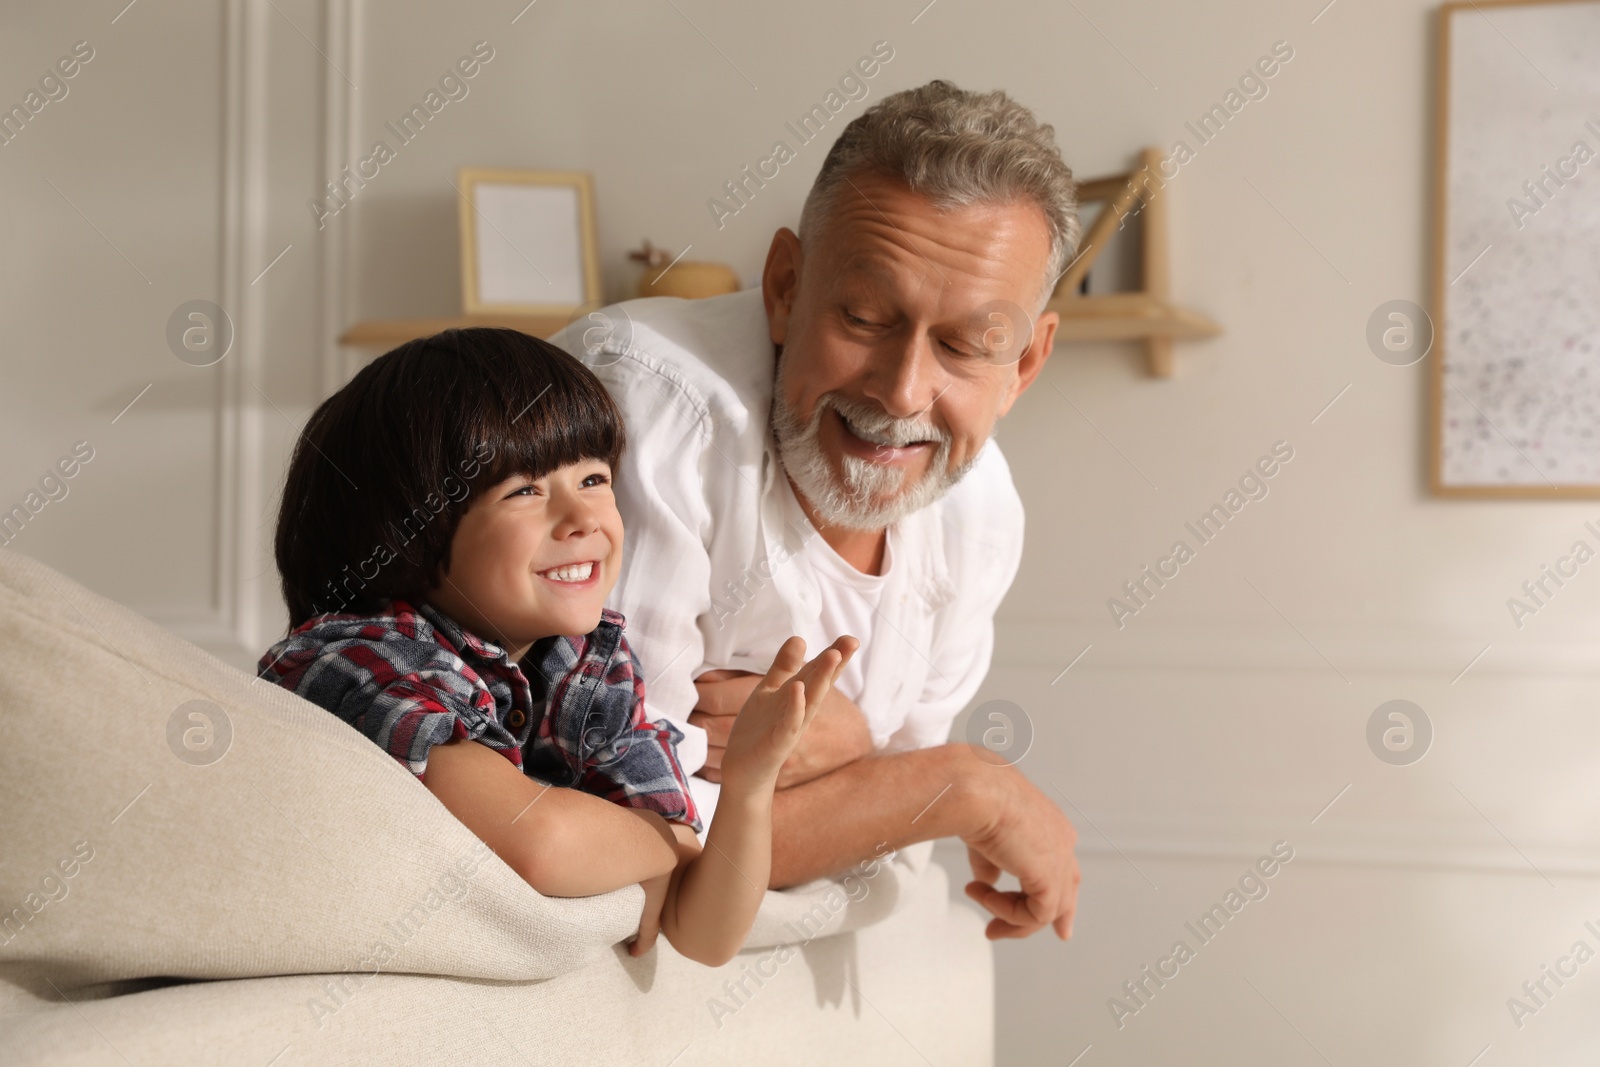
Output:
[
  {"xmin": 706, "ymin": 781, "xmax": 774, "ymax": 823},
  {"xmin": 720, "ymin": 764, "xmax": 780, "ymax": 806}
]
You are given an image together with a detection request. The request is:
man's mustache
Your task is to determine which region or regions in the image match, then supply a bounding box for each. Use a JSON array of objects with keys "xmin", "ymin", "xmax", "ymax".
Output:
[{"xmin": 822, "ymin": 394, "xmax": 948, "ymax": 449}]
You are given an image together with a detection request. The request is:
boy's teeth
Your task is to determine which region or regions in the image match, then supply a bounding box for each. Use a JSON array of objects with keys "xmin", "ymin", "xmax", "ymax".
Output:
[{"xmin": 542, "ymin": 561, "xmax": 594, "ymax": 582}]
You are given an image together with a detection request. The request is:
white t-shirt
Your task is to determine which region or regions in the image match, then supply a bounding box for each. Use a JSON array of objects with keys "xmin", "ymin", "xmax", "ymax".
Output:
[
  {"xmin": 547, "ymin": 289, "xmax": 1026, "ymax": 841},
  {"xmin": 775, "ymin": 468, "xmax": 896, "ymax": 707}
]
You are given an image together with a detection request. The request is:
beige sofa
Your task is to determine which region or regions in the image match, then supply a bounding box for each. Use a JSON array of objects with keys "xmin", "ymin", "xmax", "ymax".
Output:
[{"xmin": 0, "ymin": 549, "xmax": 993, "ymax": 1065}]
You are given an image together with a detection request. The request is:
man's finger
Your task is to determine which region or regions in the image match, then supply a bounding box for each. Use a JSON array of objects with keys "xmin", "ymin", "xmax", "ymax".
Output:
[
  {"xmin": 694, "ymin": 671, "xmax": 762, "ymax": 718},
  {"xmin": 966, "ymin": 845, "xmax": 1002, "ymax": 885},
  {"xmin": 1011, "ymin": 863, "xmax": 1065, "ymax": 928},
  {"xmin": 1056, "ymin": 858, "xmax": 1080, "ymax": 939},
  {"xmin": 691, "ymin": 682, "xmax": 717, "ymax": 715},
  {"xmin": 963, "ymin": 882, "xmax": 1037, "ymax": 928},
  {"xmin": 687, "ymin": 711, "xmax": 734, "ymax": 747},
  {"xmin": 691, "ymin": 686, "xmax": 735, "ymax": 719},
  {"xmin": 984, "ymin": 916, "xmax": 1046, "ymax": 940}
]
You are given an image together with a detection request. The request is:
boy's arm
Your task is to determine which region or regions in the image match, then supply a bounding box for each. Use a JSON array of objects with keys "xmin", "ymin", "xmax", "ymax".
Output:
[
  {"xmin": 423, "ymin": 737, "xmax": 678, "ymax": 897},
  {"xmin": 655, "ymin": 637, "xmax": 852, "ymax": 966},
  {"xmin": 627, "ymin": 818, "xmax": 707, "ymax": 958},
  {"xmin": 657, "ymin": 790, "xmax": 769, "ymax": 967}
]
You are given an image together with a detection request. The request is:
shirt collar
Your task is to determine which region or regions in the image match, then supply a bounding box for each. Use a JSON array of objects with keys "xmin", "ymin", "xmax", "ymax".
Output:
[
  {"xmin": 408, "ymin": 599, "xmax": 632, "ymax": 677},
  {"xmin": 410, "ymin": 600, "xmax": 519, "ymax": 669}
]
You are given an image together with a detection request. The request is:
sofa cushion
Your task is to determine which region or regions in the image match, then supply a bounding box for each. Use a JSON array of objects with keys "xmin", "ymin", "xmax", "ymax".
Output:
[
  {"xmin": 0, "ymin": 549, "xmax": 653, "ymax": 1009},
  {"xmin": 0, "ymin": 550, "xmax": 941, "ymax": 1012},
  {"xmin": 4, "ymin": 838, "xmax": 991, "ymax": 1066}
]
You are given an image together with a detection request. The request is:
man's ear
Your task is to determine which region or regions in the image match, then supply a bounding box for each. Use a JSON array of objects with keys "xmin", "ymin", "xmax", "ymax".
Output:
[
  {"xmin": 762, "ymin": 227, "xmax": 803, "ymax": 347},
  {"xmin": 997, "ymin": 309, "xmax": 1058, "ymax": 418}
]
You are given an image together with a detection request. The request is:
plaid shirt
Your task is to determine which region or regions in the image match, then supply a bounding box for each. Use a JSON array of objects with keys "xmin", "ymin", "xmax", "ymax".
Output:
[{"xmin": 257, "ymin": 599, "xmax": 702, "ymax": 832}]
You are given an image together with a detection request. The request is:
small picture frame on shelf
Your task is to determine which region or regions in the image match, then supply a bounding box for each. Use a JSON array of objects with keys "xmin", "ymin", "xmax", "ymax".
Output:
[{"xmin": 456, "ymin": 167, "xmax": 602, "ymax": 316}]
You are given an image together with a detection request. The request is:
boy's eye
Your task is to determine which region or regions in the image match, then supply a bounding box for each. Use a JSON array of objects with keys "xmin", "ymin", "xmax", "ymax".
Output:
[{"xmin": 505, "ymin": 471, "xmax": 610, "ymax": 497}]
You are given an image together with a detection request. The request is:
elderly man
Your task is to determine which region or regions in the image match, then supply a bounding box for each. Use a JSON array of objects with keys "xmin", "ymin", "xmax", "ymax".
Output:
[{"xmin": 549, "ymin": 79, "xmax": 1081, "ymax": 941}]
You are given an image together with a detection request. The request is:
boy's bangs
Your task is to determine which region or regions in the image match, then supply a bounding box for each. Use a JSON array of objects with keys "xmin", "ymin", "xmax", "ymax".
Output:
[{"xmin": 446, "ymin": 332, "xmax": 626, "ymax": 493}]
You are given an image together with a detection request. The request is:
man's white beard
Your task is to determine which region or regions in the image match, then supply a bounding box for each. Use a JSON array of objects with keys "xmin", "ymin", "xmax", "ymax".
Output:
[{"xmin": 769, "ymin": 349, "xmax": 979, "ymax": 532}]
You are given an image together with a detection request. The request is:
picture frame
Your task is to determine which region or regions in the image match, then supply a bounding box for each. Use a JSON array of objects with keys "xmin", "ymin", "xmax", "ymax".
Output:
[
  {"xmin": 456, "ymin": 167, "xmax": 603, "ymax": 317},
  {"xmin": 1430, "ymin": 0, "xmax": 1600, "ymax": 497}
]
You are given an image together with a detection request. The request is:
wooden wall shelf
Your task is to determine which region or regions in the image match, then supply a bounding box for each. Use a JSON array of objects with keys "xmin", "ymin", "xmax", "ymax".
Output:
[
  {"xmin": 1046, "ymin": 146, "xmax": 1221, "ymax": 377},
  {"xmin": 341, "ymin": 146, "xmax": 1219, "ymax": 377},
  {"xmin": 1052, "ymin": 293, "xmax": 1222, "ymax": 343}
]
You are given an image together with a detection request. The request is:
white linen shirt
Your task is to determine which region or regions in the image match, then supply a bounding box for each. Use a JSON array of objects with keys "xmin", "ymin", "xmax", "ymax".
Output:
[{"xmin": 548, "ymin": 288, "xmax": 1026, "ymax": 840}]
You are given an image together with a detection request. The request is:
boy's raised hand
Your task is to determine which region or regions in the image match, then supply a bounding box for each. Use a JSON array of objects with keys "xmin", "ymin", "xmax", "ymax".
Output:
[{"xmin": 717, "ymin": 634, "xmax": 859, "ymax": 796}]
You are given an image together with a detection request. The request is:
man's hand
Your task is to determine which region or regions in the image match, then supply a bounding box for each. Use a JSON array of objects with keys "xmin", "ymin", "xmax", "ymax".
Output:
[
  {"xmin": 959, "ymin": 755, "xmax": 1081, "ymax": 941},
  {"xmin": 693, "ymin": 665, "xmax": 874, "ymax": 789}
]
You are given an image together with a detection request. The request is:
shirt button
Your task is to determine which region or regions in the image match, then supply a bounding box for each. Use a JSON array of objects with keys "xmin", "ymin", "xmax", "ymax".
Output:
[{"xmin": 506, "ymin": 709, "xmax": 526, "ymax": 730}]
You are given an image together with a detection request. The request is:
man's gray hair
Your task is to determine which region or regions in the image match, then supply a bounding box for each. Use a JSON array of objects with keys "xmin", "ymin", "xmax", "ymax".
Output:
[{"xmin": 798, "ymin": 79, "xmax": 1081, "ymax": 309}]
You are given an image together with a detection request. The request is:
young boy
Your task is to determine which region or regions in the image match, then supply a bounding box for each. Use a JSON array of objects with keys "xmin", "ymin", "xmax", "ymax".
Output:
[{"xmin": 259, "ymin": 327, "xmax": 856, "ymax": 965}]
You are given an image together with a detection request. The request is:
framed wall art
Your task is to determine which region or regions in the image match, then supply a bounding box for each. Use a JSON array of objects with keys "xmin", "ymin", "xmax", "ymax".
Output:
[{"xmin": 1431, "ymin": 0, "xmax": 1600, "ymax": 496}]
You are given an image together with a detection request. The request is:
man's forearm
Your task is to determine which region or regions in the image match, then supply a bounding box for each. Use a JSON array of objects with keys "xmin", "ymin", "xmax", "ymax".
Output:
[{"xmin": 768, "ymin": 742, "xmax": 1001, "ymax": 889}]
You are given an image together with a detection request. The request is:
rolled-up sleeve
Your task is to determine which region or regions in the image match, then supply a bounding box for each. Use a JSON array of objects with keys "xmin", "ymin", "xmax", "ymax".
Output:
[
  {"xmin": 582, "ymin": 715, "xmax": 705, "ymax": 833},
  {"xmin": 577, "ymin": 637, "xmax": 704, "ymax": 833}
]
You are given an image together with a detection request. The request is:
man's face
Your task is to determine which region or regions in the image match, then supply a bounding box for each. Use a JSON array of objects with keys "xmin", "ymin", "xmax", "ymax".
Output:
[{"xmin": 763, "ymin": 170, "xmax": 1059, "ymax": 531}]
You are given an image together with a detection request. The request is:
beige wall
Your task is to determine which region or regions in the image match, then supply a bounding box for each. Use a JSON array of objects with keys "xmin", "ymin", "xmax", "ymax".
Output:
[{"xmin": 5, "ymin": 0, "xmax": 1599, "ymax": 1062}]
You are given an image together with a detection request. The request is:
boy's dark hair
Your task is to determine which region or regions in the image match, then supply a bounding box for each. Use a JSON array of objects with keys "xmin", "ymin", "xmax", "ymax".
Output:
[{"xmin": 273, "ymin": 327, "xmax": 626, "ymax": 630}]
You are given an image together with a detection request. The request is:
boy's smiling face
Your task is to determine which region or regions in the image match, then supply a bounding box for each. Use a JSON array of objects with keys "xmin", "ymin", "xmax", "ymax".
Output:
[{"xmin": 426, "ymin": 457, "xmax": 623, "ymax": 660}]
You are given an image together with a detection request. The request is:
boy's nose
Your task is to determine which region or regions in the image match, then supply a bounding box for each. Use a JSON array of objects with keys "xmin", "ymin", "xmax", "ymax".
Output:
[{"xmin": 552, "ymin": 494, "xmax": 599, "ymax": 536}]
